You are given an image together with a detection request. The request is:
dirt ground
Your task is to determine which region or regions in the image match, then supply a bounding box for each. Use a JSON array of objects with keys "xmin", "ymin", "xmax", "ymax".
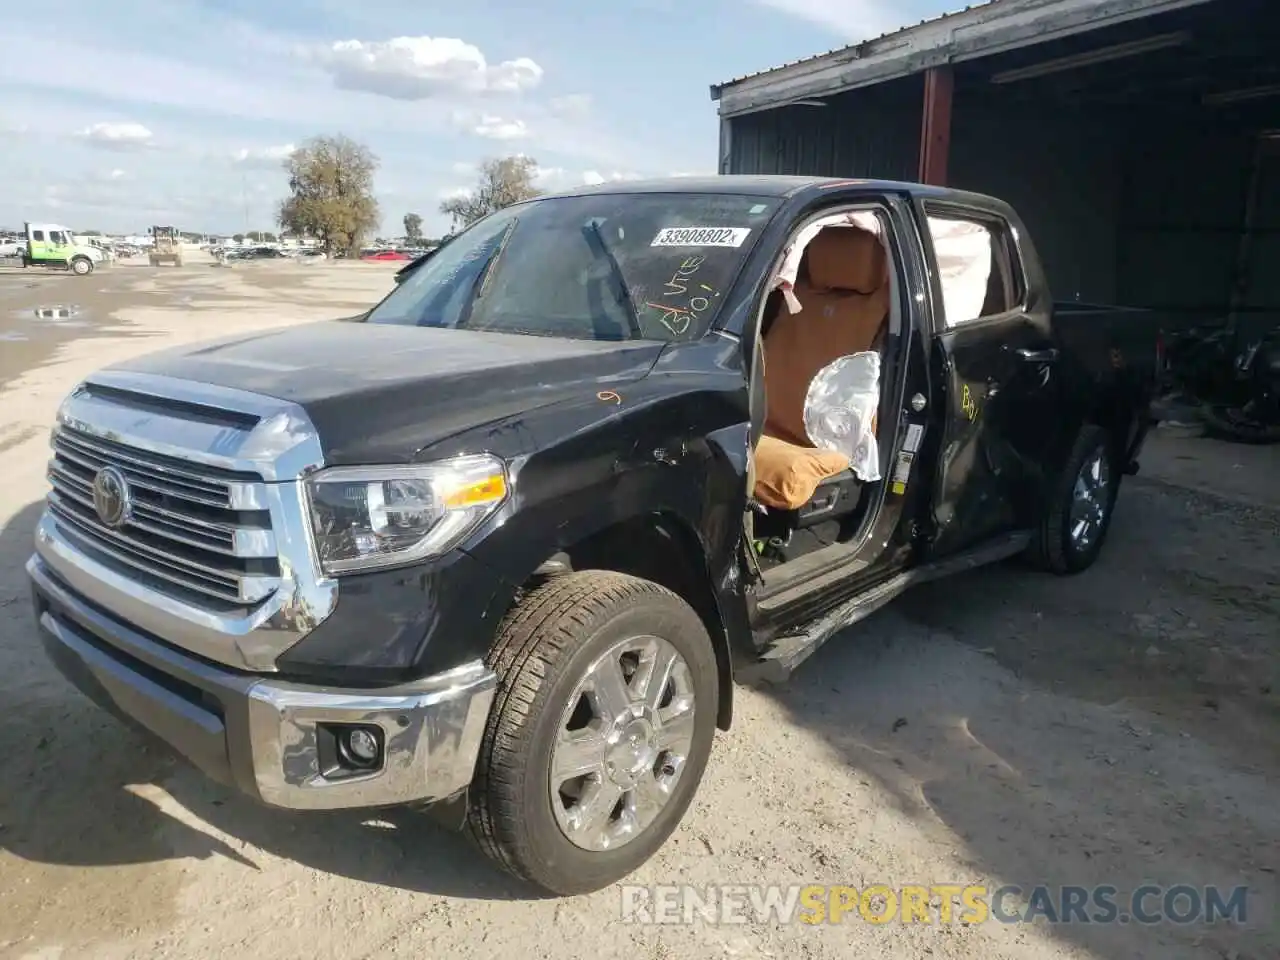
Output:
[{"xmin": 0, "ymin": 257, "xmax": 1276, "ymax": 960}]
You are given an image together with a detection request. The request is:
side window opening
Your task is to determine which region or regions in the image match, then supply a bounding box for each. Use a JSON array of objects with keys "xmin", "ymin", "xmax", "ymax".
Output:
[
  {"xmin": 33, "ymin": 230, "xmax": 45, "ymax": 242},
  {"xmin": 926, "ymin": 212, "xmax": 1025, "ymax": 327}
]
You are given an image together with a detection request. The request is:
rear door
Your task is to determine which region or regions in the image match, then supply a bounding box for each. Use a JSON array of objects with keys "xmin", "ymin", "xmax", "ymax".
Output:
[{"xmin": 919, "ymin": 200, "xmax": 1062, "ymax": 555}]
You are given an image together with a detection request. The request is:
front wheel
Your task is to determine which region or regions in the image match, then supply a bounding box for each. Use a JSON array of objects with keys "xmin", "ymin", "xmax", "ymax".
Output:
[
  {"xmin": 70, "ymin": 257, "xmax": 93, "ymax": 276},
  {"xmin": 1026, "ymin": 423, "xmax": 1119, "ymax": 574},
  {"xmin": 467, "ymin": 570, "xmax": 718, "ymax": 895}
]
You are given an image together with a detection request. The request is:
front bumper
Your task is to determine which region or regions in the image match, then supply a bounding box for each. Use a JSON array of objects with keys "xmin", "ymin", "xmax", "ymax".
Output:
[{"xmin": 28, "ymin": 553, "xmax": 497, "ymax": 811}]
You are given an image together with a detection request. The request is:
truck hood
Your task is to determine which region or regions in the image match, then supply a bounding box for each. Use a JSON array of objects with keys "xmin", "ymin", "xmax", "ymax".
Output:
[{"xmin": 107, "ymin": 320, "xmax": 666, "ymax": 463}]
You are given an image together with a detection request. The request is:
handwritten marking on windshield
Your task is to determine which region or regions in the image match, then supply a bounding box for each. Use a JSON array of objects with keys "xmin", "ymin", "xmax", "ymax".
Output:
[
  {"xmin": 644, "ymin": 256, "xmax": 723, "ymax": 336},
  {"xmin": 663, "ymin": 256, "xmax": 704, "ymax": 296},
  {"xmin": 645, "ymin": 301, "xmax": 693, "ymax": 336}
]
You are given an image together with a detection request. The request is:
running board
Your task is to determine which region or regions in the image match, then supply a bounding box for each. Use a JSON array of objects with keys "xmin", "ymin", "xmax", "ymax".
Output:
[{"xmin": 738, "ymin": 531, "xmax": 1032, "ymax": 686}]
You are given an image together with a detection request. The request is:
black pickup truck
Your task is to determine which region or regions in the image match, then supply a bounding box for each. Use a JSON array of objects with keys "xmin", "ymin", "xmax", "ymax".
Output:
[{"xmin": 27, "ymin": 176, "xmax": 1160, "ymax": 896}]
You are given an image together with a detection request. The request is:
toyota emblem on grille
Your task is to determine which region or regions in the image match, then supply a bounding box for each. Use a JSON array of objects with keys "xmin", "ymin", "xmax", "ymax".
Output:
[{"xmin": 92, "ymin": 466, "xmax": 131, "ymax": 528}]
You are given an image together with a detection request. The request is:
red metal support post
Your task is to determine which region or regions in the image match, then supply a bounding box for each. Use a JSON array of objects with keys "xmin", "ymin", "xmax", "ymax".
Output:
[{"xmin": 918, "ymin": 65, "xmax": 954, "ymax": 186}]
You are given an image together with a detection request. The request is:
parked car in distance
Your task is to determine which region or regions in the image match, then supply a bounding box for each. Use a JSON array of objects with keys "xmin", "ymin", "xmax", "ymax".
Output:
[
  {"xmin": 361, "ymin": 249, "xmax": 414, "ymax": 262},
  {"xmin": 27, "ymin": 176, "xmax": 1161, "ymax": 898}
]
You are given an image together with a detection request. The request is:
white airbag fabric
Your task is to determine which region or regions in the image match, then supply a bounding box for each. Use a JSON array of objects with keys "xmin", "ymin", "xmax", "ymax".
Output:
[
  {"xmin": 770, "ymin": 211, "xmax": 882, "ymax": 314},
  {"xmin": 927, "ymin": 217, "xmax": 993, "ymax": 327},
  {"xmin": 802, "ymin": 351, "xmax": 881, "ymax": 482}
]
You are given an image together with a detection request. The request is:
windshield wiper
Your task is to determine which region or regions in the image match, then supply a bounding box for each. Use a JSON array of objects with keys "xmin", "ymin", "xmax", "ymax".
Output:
[
  {"xmin": 457, "ymin": 219, "xmax": 518, "ymax": 328},
  {"xmin": 582, "ymin": 218, "xmax": 642, "ymax": 339}
]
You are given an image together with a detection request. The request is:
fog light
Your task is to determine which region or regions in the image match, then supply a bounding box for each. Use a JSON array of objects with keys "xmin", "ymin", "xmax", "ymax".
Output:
[{"xmin": 336, "ymin": 726, "xmax": 382, "ymax": 769}]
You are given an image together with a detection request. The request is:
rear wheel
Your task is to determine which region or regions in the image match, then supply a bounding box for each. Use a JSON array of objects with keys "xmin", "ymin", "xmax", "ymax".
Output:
[
  {"xmin": 467, "ymin": 570, "xmax": 718, "ymax": 895},
  {"xmin": 1026, "ymin": 424, "xmax": 1119, "ymax": 574}
]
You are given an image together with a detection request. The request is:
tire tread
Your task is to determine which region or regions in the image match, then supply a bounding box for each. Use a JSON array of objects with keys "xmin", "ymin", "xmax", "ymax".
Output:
[
  {"xmin": 1026, "ymin": 423, "xmax": 1114, "ymax": 574},
  {"xmin": 466, "ymin": 570, "xmax": 684, "ymax": 885}
]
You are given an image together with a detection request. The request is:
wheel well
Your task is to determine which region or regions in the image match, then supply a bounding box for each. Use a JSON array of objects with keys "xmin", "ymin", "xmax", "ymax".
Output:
[
  {"xmin": 523, "ymin": 514, "xmax": 735, "ymax": 731},
  {"xmin": 1086, "ymin": 395, "xmax": 1136, "ymax": 464}
]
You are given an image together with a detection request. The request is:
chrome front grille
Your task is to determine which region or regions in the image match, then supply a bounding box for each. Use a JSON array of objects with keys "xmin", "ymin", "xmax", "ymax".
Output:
[{"xmin": 47, "ymin": 425, "xmax": 280, "ymax": 608}]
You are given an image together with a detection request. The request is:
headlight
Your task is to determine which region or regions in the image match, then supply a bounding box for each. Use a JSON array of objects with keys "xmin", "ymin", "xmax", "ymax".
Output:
[{"xmin": 304, "ymin": 455, "xmax": 508, "ymax": 575}]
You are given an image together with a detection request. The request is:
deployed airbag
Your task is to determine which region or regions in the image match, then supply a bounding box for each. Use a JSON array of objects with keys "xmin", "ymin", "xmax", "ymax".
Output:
[
  {"xmin": 802, "ymin": 351, "xmax": 882, "ymax": 482},
  {"xmin": 927, "ymin": 217, "xmax": 992, "ymax": 327}
]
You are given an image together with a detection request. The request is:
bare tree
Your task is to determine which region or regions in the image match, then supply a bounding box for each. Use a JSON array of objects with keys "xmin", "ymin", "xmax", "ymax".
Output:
[
  {"xmin": 403, "ymin": 212, "xmax": 423, "ymax": 243},
  {"xmin": 440, "ymin": 156, "xmax": 542, "ymax": 230},
  {"xmin": 277, "ymin": 135, "xmax": 380, "ymax": 256}
]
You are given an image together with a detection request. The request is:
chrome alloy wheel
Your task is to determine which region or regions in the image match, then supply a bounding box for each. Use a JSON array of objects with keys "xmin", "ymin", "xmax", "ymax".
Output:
[
  {"xmin": 549, "ymin": 634, "xmax": 696, "ymax": 852},
  {"xmin": 1069, "ymin": 446, "xmax": 1111, "ymax": 551}
]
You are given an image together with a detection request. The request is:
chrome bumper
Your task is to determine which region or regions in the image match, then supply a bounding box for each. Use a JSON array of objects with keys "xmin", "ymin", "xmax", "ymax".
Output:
[{"xmin": 28, "ymin": 553, "xmax": 497, "ymax": 811}]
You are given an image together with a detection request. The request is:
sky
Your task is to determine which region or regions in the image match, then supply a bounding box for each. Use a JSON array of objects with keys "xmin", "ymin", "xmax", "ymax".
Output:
[{"xmin": 0, "ymin": 0, "xmax": 955, "ymax": 237}]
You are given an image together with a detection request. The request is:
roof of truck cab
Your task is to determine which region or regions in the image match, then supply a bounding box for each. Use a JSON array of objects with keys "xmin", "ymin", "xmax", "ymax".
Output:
[{"xmin": 539, "ymin": 175, "xmax": 976, "ymax": 201}]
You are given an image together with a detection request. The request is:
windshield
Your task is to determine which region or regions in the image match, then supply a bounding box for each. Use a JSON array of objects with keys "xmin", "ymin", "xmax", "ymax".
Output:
[{"xmin": 365, "ymin": 191, "xmax": 781, "ymax": 341}]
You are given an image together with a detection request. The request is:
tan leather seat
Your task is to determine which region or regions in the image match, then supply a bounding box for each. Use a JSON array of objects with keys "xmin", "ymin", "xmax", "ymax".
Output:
[{"xmin": 753, "ymin": 226, "xmax": 889, "ymax": 510}]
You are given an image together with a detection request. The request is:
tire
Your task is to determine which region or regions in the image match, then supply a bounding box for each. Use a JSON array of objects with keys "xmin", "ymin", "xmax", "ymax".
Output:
[
  {"xmin": 149, "ymin": 256, "xmax": 159, "ymax": 267},
  {"xmin": 1025, "ymin": 423, "xmax": 1119, "ymax": 575},
  {"xmin": 1200, "ymin": 402, "xmax": 1280, "ymax": 445},
  {"xmin": 467, "ymin": 570, "xmax": 718, "ymax": 896},
  {"xmin": 70, "ymin": 257, "xmax": 93, "ymax": 276}
]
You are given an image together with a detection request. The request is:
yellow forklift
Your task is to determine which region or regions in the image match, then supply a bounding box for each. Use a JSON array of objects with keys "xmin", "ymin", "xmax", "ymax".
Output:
[{"xmin": 148, "ymin": 226, "xmax": 183, "ymax": 267}]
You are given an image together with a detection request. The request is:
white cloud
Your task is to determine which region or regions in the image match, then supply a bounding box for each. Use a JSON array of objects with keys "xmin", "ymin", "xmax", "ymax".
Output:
[
  {"xmin": 753, "ymin": 0, "xmax": 901, "ymax": 40},
  {"xmin": 581, "ymin": 170, "xmax": 643, "ymax": 186},
  {"xmin": 312, "ymin": 36, "xmax": 543, "ymax": 101},
  {"xmin": 548, "ymin": 93, "xmax": 591, "ymax": 118},
  {"xmin": 231, "ymin": 143, "xmax": 295, "ymax": 166},
  {"xmin": 439, "ymin": 186, "xmax": 474, "ymax": 201},
  {"xmin": 534, "ymin": 166, "xmax": 567, "ymax": 186},
  {"xmin": 80, "ymin": 121, "xmax": 153, "ymax": 150},
  {"xmin": 451, "ymin": 161, "xmax": 476, "ymax": 175},
  {"xmin": 469, "ymin": 115, "xmax": 528, "ymax": 140}
]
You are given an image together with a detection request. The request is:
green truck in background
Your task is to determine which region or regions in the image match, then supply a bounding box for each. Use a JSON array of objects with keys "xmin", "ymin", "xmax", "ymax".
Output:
[{"xmin": 22, "ymin": 223, "xmax": 105, "ymax": 275}]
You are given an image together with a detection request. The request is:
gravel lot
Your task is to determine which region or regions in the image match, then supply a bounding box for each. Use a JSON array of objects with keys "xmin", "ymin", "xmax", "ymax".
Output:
[{"xmin": 1, "ymin": 258, "xmax": 1276, "ymax": 960}]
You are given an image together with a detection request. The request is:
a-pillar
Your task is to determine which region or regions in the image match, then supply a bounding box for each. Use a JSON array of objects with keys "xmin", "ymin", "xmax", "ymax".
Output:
[{"xmin": 917, "ymin": 66, "xmax": 954, "ymax": 185}]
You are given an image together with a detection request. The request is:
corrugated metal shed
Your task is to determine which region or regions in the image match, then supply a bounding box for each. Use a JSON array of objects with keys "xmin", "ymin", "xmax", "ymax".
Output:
[
  {"xmin": 713, "ymin": 2, "xmax": 1001, "ymax": 92},
  {"xmin": 711, "ymin": 0, "xmax": 1217, "ymax": 118},
  {"xmin": 717, "ymin": 0, "xmax": 1280, "ymax": 332},
  {"xmin": 724, "ymin": 79, "xmax": 925, "ymax": 184}
]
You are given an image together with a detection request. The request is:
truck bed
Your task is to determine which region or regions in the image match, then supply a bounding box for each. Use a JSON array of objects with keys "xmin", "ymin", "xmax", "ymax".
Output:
[{"xmin": 1052, "ymin": 301, "xmax": 1165, "ymax": 375}]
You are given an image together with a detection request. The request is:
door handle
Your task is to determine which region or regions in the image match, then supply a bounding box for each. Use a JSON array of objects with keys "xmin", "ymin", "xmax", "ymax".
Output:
[{"xmin": 1016, "ymin": 347, "xmax": 1059, "ymax": 363}]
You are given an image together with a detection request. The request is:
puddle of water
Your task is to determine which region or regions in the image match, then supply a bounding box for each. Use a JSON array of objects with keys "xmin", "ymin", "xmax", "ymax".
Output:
[{"xmin": 28, "ymin": 304, "xmax": 85, "ymax": 323}]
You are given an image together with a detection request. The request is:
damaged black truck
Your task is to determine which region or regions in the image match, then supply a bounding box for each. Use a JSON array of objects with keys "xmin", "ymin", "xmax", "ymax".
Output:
[{"xmin": 28, "ymin": 176, "xmax": 1160, "ymax": 895}]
